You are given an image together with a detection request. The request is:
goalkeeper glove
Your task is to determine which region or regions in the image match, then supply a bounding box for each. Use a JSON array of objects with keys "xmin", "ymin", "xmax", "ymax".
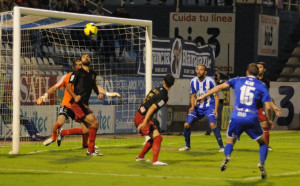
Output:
[
  {"xmin": 37, "ymin": 93, "xmax": 48, "ymax": 104},
  {"xmin": 106, "ymin": 92, "xmax": 121, "ymax": 97}
]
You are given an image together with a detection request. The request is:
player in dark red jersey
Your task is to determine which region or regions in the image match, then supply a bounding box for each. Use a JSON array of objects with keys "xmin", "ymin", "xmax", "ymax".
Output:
[
  {"xmin": 66, "ymin": 54, "xmax": 103, "ymax": 156},
  {"xmin": 257, "ymin": 62, "xmax": 280, "ymax": 151},
  {"xmin": 134, "ymin": 74, "xmax": 175, "ymax": 166}
]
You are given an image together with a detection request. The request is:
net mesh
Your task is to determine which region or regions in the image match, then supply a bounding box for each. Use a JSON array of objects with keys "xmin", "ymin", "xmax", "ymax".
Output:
[{"xmin": 0, "ymin": 11, "xmax": 148, "ymax": 154}]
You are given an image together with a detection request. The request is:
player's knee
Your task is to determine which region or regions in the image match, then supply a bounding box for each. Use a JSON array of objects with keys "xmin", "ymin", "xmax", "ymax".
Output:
[
  {"xmin": 82, "ymin": 128, "xmax": 89, "ymax": 134},
  {"xmin": 153, "ymin": 129, "xmax": 161, "ymax": 138},
  {"xmin": 92, "ymin": 119, "xmax": 99, "ymax": 127},
  {"xmin": 210, "ymin": 122, "xmax": 217, "ymax": 129}
]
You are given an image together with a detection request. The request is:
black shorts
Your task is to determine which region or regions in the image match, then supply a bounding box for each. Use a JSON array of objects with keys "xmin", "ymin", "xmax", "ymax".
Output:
[{"xmin": 58, "ymin": 105, "xmax": 75, "ymax": 120}]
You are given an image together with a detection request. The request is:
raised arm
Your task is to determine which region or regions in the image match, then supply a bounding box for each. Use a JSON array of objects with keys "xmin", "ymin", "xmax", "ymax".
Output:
[
  {"xmin": 36, "ymin": 75, "xmax": 67, "ymax": 104},
  {"xmin": 98, "ymin": 86, "xmax": 121, "ymax": 97},
  {"xmin": 196, "ymin": 82, "xmax": 230, "ymax": 104}
]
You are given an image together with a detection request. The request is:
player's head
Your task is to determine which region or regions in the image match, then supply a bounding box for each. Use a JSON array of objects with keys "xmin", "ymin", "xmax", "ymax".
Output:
[
  {"xmin": 257, "ymin": 61, "xmax": 267, "ymax": 76},
  {"xmin": 80, "ymin": 54, "xmax": 90, "ymax": 66},
  {"xmin": 196, "ymin": 64, "xmax": 207, "ymax": 79},
  {"xmin": 163, "ymin": 74, "xmax": 175, "ymax": 88},
  {"xmin": 246, "ymin": 63, "xmax": 259, "ymax": 76},
  {"xmin": 72, "ymin": 60, "xmax": 82, "ymax": 71}
]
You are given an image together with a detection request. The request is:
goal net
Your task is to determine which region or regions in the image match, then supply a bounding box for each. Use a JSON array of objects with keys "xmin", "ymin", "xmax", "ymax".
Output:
[{"xmin": 0, "ymin": 7, "xmax": 152, "ymax": 154}]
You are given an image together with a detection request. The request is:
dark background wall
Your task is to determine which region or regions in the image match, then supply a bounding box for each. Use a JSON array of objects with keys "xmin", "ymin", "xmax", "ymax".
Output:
[{"xmin": 106, "ymin": 4, "xmax": 300, "ymax": 79}]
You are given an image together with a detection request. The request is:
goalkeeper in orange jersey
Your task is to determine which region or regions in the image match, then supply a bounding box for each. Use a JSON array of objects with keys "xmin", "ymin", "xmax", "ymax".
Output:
[{"xmin": 37, "ymin": 59, "xmax": 120, "ymax": 147}]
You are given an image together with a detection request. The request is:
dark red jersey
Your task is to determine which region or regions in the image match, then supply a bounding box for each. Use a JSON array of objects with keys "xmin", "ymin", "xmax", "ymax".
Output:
[
  {"xmin": 137, "ymin": 86, "xmax": 168, "ymax": 116},
  {"xmin": 257, "ymin": 76, "xmax": 270, "ymax": 109},
  {"xmin": 69, "ymin": 68, "xmax": 99, "ymax": 105}
]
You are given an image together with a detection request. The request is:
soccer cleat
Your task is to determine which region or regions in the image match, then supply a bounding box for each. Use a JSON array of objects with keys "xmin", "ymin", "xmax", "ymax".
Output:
[
  {"xmin": 57, "ymin": 129, "xmax": 64, "ymax": 147},
  {"xmin": 204, "ymin": 131, "xmax": 211, "ymax": 136},
  {"xmin": 268, "ymin": 147, "xmax": 273, "ymax": 151},
  {"xmin": 218, "ymin": 148, "xmax": 225, "ymax": 153},
  {"xmin": 178, "ymin": 146, "xmax": 190, "ymax": 151},
  {"xmin": 258, "ymin": 163, "xmax": 267, "ymax": 179},
  {"xmin": 142, "ymin": 135, "xmax": 151, "ymax": 145},
  {"xmin": 220, "ymin": 156, "xmax": 231, "ymax": 172},
  {"xmin": 152, "ymin": 161, "xmax": 168, "ymax": 166},
  {"xmin": 43, "ymin": 138, "xmax": 54, "ymax": 146},
  {"xmin": 86, "ymin": 150, "xmax": 103, "ymax": 156},
  {"xmin": 135, "ymin": 157, "xmax": 150, "ymax": 162}
]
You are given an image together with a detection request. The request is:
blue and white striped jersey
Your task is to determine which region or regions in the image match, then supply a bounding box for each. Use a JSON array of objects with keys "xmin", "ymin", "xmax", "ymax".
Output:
[{"xmin": 190, "ymin": 76, "xmax": 216, "ymax": 109}]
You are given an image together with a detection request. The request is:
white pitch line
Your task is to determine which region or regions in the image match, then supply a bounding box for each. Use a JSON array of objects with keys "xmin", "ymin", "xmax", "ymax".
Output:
[
  {"xmin": 0, "ymin": 168, "xmax": 299, "ymax": 182},
  {"xmin": 0, "ymin": 168, "xmax": 238, "ymax": 181},
  {"xmin": 244, "ymin": 170, "xmax": 300, "ymax": 181},
  {"xmin": 27, "ymin": 147, "xmax": 81, "ymax": 154},
  {"xmin": 8, "ymin": 134, "xmax": 300, "ymax": 155}
]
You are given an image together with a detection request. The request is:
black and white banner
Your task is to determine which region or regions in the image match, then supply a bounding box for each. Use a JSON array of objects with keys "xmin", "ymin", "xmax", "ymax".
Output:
[
  {"xmin": 169, "ymin": 13, "xmax": 235, "ymax": 73},
  {"xmin": 258, "ymin": 15, "xmax": 279, "ymax": 56},
  {"xmin": 138, "ymin": 38, "xmax": 215, "ymax": 78}
]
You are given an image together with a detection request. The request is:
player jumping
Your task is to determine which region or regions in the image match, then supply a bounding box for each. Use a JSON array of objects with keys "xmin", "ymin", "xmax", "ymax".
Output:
[
  {"xmin": 196, "ymin": 63, "xmax": 273, "ymax": 179},
  {"xmin": 134, "ymin": 74, "xmax": 175, "ymax": 166},
  {"xmin": 66, "ymin": 54, "xmax": 105, "ymax": 156}
]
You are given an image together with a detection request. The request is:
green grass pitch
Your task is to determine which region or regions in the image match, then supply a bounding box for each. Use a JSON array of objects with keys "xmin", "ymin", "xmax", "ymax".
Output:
[{"xmin": 0, "ymin": 131, "xmax": 299, "ymax": 185}]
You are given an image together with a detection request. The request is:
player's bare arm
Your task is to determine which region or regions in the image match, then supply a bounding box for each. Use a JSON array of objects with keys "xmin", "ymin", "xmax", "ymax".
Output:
[
  {"xmin": 214, "ymin": 93, "xmax": 219, "ymax": 119},
  {"xmin": 37, "ymin": 84, "xmax": 58, "ymax": 104},
  {"xmin": 138, "ymin": 103, "xmax": 158, "ymax": 131},
  {"xmin": 37, "ymin": 76, "xmax": 65, "ymax": 104},
  {"xmin": 196, "ymin": 82, "xmax": 230, "ymax": 104},
  {"xmin": 264, "ymin": 101, "xmax": 274, "ymax": 127},
  {"xmin": 66, "ymin": 83, "xmax": 81, "ymax": 102},
  {"xmin": 189, "ymin": 93, "xmax": 196, "ymax": 113},
  {"xmin": 97, "ymin": 86, "xmax": 121, "ymax": 97},
  {"xmin": 271, "ymin": 101, "xmax": 281, "ymax": 116}
]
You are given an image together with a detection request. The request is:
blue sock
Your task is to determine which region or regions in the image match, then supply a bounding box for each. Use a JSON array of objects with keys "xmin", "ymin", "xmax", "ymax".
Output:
[
  {"xmin": 259, "ymin": 144, "xmax": 268, "ymax": 164},
  {"xmin": 212, "ymin": 127, "xmax": 224, "ymax": 148},
  {"xmin": 184, "ymin": 127, "xmax": 191, "ymax": 148},
  {"xmin": 224, "ymin": 143, "xmax": 233, "ymax": 156}
]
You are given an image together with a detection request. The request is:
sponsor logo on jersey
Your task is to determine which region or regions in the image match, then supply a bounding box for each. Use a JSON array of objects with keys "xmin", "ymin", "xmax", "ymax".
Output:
[
  {"xmin": 157, "ymin": 100, "xmax": 165, "ymax": 107},
  {"xmin": 140, "ymin": 106, "xmax": 146, "ymax": 113}
]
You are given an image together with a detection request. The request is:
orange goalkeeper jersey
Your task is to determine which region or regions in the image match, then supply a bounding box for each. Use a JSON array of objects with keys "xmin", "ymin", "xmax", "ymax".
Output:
[{"xmin": 55, "ymin": 73, "xmax": 73, "ymax": 109}]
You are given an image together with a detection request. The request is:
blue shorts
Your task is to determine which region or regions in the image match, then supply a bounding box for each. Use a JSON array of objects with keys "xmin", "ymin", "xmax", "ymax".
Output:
[
  {"xmin": 227, "ymin": 110, "xmax": 263, "ymax": 140},
  {"xmin": 185, "ymin": 106, "xmax": 216, "ymax": 125}
]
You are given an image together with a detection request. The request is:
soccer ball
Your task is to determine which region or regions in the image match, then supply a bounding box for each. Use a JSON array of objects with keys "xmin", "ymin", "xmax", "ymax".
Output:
[{"xmin": 84, "ymin": 23, "xmax": 98, "ymax": 37}]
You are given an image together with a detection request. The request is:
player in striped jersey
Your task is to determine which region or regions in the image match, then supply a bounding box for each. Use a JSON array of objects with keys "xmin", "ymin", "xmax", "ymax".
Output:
[{"xmin": 179, "ymin": 64, "xmax": 224, "ymax": 152}]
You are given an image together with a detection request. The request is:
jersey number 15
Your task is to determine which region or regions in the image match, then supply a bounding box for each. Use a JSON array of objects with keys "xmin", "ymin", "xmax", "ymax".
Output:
[{"xmin": 240, "ymin": 85, "xmax": 255, "ymax": 106}]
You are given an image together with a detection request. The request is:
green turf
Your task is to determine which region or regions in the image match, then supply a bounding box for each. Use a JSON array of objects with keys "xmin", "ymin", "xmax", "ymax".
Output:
[{"xmin": 0, "ymin": 131, "xmax": 300, "ymax": 185}]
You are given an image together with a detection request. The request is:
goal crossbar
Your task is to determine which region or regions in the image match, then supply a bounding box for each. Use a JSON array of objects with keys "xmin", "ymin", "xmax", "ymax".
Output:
[{"xmin": 11, "ymin": 6, "xmax": 153, "ymax": 154}]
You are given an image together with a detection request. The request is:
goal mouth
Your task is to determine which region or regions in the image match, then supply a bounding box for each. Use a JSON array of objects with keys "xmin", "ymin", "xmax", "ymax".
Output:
[{"xmin": 0, "ymin": 7, "xmax": 153, "ymax": 154}]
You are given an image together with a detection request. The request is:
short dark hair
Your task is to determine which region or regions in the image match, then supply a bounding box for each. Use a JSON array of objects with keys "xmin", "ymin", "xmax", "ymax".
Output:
[
  {"xmin": 247, "ymin": 63, "xmax": 259, "ymax": 76},
  {"xmin": 73, "ymin": 59, "xmax": 81, "ymax": 66},
  {"xmin": 198, "ymin": 64, "xmax": 207, "ymax": 71},
  {"xmin": 164, "ymin": 74, "xmax": 175, "ymax": 87},
  {"xmin": 257, "ymin": 61, "xmax": 267, "ymax": 69}
]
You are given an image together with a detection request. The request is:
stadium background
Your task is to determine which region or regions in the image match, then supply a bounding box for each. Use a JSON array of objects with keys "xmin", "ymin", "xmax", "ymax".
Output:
[{"xmin": 1, "ymin": 0, "xmax": 300, "ymax": 139}]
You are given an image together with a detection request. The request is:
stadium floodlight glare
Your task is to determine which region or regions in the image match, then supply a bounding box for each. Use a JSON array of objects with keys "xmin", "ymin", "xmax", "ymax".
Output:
[{"xmin": 9, "ymin": 6, "xmax": 152, "ymax": 154}]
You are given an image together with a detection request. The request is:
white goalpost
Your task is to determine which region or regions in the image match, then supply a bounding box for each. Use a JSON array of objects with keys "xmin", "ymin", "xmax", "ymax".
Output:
[{"xmin": 8, "ymin": 6, "xmax": 153, "ymax": 154}]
